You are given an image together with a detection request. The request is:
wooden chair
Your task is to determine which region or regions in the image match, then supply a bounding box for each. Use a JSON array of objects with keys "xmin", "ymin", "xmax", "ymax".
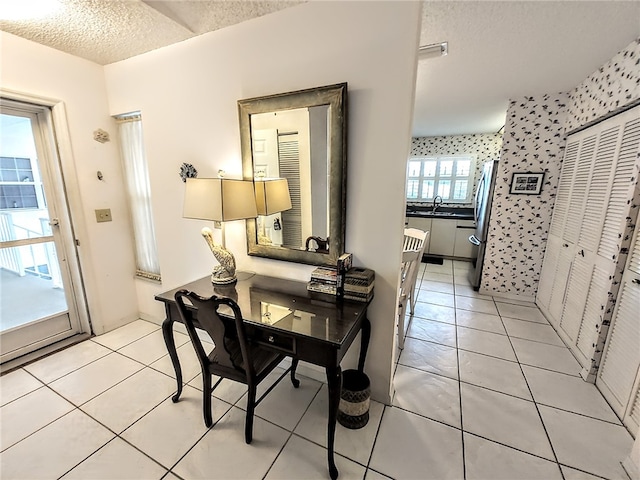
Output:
[
  {"xmin": 402, "ymin": 228, "xmax": 429, "ymax": 315},
  {"xmin": 398, "ymin": 248, "xmax": 421, "ymax": 349},
  {"xmin": 174, "ymin": 289, "xmax": 300, "ymax": 443}
]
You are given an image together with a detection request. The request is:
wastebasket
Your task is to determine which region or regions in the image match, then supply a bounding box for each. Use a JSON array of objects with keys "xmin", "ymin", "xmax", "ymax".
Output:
[{"xmin": 337, "ymin": 369, "xmax": 370, "ymax": 429}]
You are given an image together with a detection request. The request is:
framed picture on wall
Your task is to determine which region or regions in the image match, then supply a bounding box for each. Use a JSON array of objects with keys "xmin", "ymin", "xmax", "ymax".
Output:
[{"xmin": 510, "ymin": 172, "xmax": 544, "ymax": 195}]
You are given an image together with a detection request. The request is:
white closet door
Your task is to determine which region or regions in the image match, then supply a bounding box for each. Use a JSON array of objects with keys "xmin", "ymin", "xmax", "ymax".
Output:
[
  {"xmin": 549, "ymin": 141, "xmax": 579, "ymax": 239},
  {"xmin": 537, "ymin": 235, "xmax": 561, "ymax": 310},
  {"xmin": 597, "ymin": 208, "xmax": 640, "ymax": 433},
  {"xmin": 626, "ymin": 381, "xmax": 640, "ymax": 435},
  {"xmin": 564, "ymin": 136, "xmax": 596, "ymax": 245}
]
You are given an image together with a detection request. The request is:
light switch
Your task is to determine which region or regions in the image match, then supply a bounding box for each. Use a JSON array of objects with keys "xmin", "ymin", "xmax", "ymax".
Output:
[{"xmin": 95, "ymin": 208, "xmax": 112, "ymax": 223}]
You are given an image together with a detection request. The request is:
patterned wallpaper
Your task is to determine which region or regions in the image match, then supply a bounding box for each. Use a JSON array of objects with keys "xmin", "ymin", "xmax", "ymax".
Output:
[
  {"xmin": 482, "ymin": 37, "xmax": 640, "ymax": 299},
  {"xmin": 481, "ymin": 94, "xmax": 568, "ymax": 298},
  {"xmin": 410, "ymin": 134, "xmax": 503, "ymax": 205},
  {"xmin": 566, "ymin": 38, "xmax": 640, "ymax": 133}
]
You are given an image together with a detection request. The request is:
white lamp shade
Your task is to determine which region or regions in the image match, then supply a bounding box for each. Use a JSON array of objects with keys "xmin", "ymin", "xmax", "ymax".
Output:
[
  {"xmin": 255, "ymin": 178, "xmax": 292, "ymax": 216},
  {"xmin": 183, "ymin": 178, "xmax": 258, "ymax": 221}
]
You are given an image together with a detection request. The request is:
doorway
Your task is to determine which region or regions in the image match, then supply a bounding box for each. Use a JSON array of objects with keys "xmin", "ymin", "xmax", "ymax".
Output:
[{"xmin": 0, "ymin": 98, "xmax": 89, "ymax": 364}]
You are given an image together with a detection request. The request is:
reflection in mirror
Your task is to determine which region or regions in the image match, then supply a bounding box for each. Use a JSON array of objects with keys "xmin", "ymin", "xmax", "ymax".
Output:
[{"xmin": 239, "ymin": 83, "xmax": 347, "ymax": 266}]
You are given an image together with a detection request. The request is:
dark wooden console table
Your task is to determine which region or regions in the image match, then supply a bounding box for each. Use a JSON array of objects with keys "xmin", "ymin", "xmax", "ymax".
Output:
[{"xmin": 155, "ymin": 272, "xmax": 371, "ymax": 479}]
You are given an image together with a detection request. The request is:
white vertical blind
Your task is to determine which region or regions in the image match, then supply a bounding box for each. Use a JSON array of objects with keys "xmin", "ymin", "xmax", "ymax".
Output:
[{"xmin": 116, "ymin": 114, "xmax": 161, "ymax": 281}]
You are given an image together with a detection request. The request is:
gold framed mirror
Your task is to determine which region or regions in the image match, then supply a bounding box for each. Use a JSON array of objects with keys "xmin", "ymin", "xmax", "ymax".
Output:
[{"xmin": 238, "ymin": 83, "xmax": 347, "ymax": 266}]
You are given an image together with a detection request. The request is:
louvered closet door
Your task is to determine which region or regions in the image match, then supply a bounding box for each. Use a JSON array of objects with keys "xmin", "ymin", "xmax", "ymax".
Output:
[
  {"xmin": 597, "ymin": 208, "xmax": 640, "ymax": 436},
  {"xmin": 558, "ymin": 124, "xmax": 622, "ymax": 361}
]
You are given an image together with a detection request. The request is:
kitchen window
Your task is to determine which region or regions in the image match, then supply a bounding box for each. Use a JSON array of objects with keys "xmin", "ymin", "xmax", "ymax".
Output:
[{"xmin": 406, "ymin": 155, "xmax": 476, "ymax": 203}]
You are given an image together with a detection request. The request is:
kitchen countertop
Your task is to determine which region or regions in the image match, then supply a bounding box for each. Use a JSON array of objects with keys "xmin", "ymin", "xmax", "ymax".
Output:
[{"xmin": 406, "ymin": 206, "xmax": 474, "ymax": 220}]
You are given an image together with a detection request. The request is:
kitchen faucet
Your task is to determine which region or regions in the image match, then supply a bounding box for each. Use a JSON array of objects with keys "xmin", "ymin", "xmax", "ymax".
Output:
[{"xmin": 433, "ymin": 195, "xmax": 443, "ymax": 212}]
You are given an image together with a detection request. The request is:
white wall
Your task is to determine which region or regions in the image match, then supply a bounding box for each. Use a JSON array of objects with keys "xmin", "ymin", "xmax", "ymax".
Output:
[
  {"xmin": 0, "ymin": 32, "xmax": 139, "ymax": 334},
  {"xmin": 104, "ymin": 1, "xmax": 422, "ymax": 402}
]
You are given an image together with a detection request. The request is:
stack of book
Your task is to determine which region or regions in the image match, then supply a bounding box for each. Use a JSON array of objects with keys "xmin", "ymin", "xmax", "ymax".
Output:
[
  {"xmin": 307, "ymin": 266, "xmax": 338, "ymax": 296},
  {"xmin": 343, "ymin": 267, "xmax": 375, "ymax": 302}
]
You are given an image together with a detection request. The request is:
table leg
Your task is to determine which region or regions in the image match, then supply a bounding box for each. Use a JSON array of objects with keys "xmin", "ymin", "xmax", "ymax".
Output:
[
  {"xmin": 358, "ymin": 317, "xmax": 371, "ymax": 373},
  {"xmin": 326, "ymin": 365, "xmax": 342, "ymax": 480},
  {"xmin": 162, "ymin": 316, "xmax": 183, "ymax": 403}
]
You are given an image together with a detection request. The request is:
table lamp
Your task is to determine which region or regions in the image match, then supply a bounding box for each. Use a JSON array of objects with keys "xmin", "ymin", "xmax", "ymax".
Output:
[
  {"xmin": 183, "ymin": 177, "xmax": 257, "ymax": 284},
  {"xmin": 254, "ymin": 178, "xmax": 292, "ymax": 244}
]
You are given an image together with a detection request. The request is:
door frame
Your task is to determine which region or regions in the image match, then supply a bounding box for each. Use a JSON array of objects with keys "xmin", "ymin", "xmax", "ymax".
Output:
[{"xmin": 1, "ymin": 89, "xmax": 92, "ymax": 364}]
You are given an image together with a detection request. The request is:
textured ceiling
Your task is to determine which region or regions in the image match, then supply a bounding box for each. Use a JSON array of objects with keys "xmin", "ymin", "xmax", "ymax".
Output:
[
  {"xmin": 1, "ymin": 1, "xmax": 639, "ymax": 137},
  {"xmin": 0, "ymin": 0, "xmax": 304, "ymax": 65},
  {"xmin": 415, "ymin": 1, "xmax": 640, "ymax": 137}
]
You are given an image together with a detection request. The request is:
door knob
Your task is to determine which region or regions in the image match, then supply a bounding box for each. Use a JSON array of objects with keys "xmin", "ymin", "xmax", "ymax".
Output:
[{"xmin": 49, "ymin": 218, "xmax": 60, "ymax": 227}]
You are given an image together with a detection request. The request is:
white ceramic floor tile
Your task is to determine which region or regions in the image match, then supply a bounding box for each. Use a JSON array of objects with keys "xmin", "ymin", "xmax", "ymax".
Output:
[
  {"xmin": 411, "ymin": 302, "xmax": 456, "ymax": 325},
  {"xmin": 49, "ymin": 352, "xmax": 144, "ymax": 405},
  {"xmin": 416, "ymin": 289, "xmax": 456, "ymax": 307},
  {"xmin": 1, "ymin": 386, "xmax": 74, "ymax": 451},
  {"xmin": 392, "ymin": 364, "xmax": 461, "ymax": 428},
  {"xmin": 295, "ymin": 384, "xmax": 384, "ymax": 465},
  {"xmin": 91, "ymin": 319, "xmax": 159, "ymax": 351},
  {"xmin": 495, "ymin": 302, "xmax": 548, "ymax": 323},
  {"xmin": 173, "ymin": 406, "xmax": 290, "ymax": 480},
  {"xmin": 457, "ymin": 326, "xmax": 517, "ymax": 361},
  {"xmin": 119, "ymin": 330, "xmax": 189, "ymax": 366},
  {"xmin": 81, "ymin": 367, "xmax": 177, "ymax": 433},
  {"xmin": 454, "ymin": 284, "xmax": 494, "ymax": 300},
  {"xmin": 370, "ymin": 407, "xmax": 463, "ymax": 480},
  {"xmin": 406, "ymin": 317, "xmax": 457, "ymax": 348},
  {"xmin": 511, "ymin": 338, "xmax": 582, "ymax": 376},
  {"xmin": 399, "ymin": 337, "xmax": 459, "ymax": 380},
  {"xmin": 0, "ymin": 368, "xmax": 43, "ymax": 406},
  {"xmin": 265, "ymin": 434, "xmax": 366, "ymax": 480},
  {"xmin": 539, "ymin": 405, "xmax": 633, "ymax": 479},
  {"xmin": 560, "ymin": 465, "xmax": 607, "ymax": 479},
  {"xmin": 122, "ymin": 385, "xmax": 227, "ymax": 469},
  {"xmin": 188, "ymin": 374, "xmax": 249, "ymax": 405},
  {"xmin": 419, "ymin": 280, "xmax": 454, "ymax": 295},
  {"xmin": 150, "ymin": 341, "xmax": 202, "ymax": 384},
  {"xmin": 522, "ymin": 366, "xmax": 619, "ymax": 424},
  {"xmin": 454, "ymin": 273, "xmax": 472, "ymax": 286},
  {"xmin": 455, "ymin": 309, "xmax": 506, "ymax": 334},
  {"xmin": 464, "ymin": 433, "xmax": 563, "ymax": 480},
  {"xmin": 423, "ymin": 271, "xmax": 454, "ymax": 284},
  {"xmin": 455, "ymin": 296, "xmax": 498, "ymax": 315},
  {"xmin": 237, "ymin": 368, "xmax": 323, "ymax": 431},
  {"xmin": 493, "ymin": 297, "xmax": 537, "ymax": 308},
  {"xmin": 0, "ymin": 409, "xmax": 114, "ymax": 480},
  {"xmin": 461, "ymin": 383, "xmax": 554, "ymax": 460},
  {"xmin": 23, "ymin": 340, "xmax": 112, "ymax": 384},
  {"xmin": 458, "ymin": 350, "xmax": 532, "ymax": 400},
  {"xmin": 502, "ymin": 317, "xmax": 565, "ymax": 346},
  {"xmin": 61, "ymin": 437, "xmax": 168, "ymax": 479},
  {"xmin": 365, "ymin": 469, "xmax": 393, "ymax": 480}
]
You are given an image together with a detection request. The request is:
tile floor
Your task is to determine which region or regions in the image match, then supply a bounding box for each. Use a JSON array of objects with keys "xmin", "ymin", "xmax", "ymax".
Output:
[{"xmin": 0, "ymin": 260, "xmax": 635, "ymax": 479}]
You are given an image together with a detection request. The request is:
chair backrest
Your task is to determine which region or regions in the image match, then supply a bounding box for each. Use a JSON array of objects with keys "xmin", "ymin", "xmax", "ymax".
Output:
[
  {"xmin": 399, "ymin": 248, "xmax": 421, "ymax": 296},
  {"xmin": 403, "ymin": 228, "xmax": 428, "ymax": 253},
  {"xmin": 401, "ymin": 228, "xmax": 429, "ymax": 296},
  {"xmin": 174, "ymin": 289, "xmax": 254, "ymax": 377}
]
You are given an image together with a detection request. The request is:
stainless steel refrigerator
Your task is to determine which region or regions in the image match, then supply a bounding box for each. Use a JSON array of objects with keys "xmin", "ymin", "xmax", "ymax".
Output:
[{"xmin": 469, "ymin": 159, "xmax": 499, "ymax": 290}]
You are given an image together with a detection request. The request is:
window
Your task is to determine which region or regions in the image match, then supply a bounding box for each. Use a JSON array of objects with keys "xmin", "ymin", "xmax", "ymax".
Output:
[
  {"xmin": 115, "ymin": 113, "xmax": 161, "ymax": 281},
  {"xmin": 407, "ymin": 155, "xmax": 476, "ymax": 203},
  {"xmin": 0, "ymin": 156, "xmax": 41, "ymax": 209}
]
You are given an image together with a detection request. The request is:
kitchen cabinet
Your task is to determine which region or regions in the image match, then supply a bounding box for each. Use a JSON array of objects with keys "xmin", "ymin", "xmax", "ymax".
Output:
[
  {"xmin": 406, "ymin": 215, "xmax": 476, "ymax": 259},
  {"xmin": 453, "ymin": 220, "xmax": 476, "ymax": 258},
  {"xmin": 428, "ymin": 218, "xmax": 456, "ymax": 256},
  {"xmin": 406, "ymin": 217, "xmax": 432, "ymax": 253},
  {"xmin": 537, "ymin": 106, "xmax": 640, "ymax": 377}
]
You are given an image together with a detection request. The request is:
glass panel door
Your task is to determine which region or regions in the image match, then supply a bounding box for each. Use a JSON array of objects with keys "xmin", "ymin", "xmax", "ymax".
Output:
[{"xmin": 0, "ymin": 102, "xmax": 83, "ymax": 363}]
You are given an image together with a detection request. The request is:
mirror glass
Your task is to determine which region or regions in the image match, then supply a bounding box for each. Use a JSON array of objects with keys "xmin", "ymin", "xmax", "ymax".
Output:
[{"xmin": 239, "ymin": 83, "xmax": 347, "ymax": 266}]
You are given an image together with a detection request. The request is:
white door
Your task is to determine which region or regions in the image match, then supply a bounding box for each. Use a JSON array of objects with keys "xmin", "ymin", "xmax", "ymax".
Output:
[
  {"xmin": 0, "ymin": 99, "xmax": 87, "ymax": 363},
  {"xmin": 597, "ymin": 208, "xmax": 640, "ymax": 435}
]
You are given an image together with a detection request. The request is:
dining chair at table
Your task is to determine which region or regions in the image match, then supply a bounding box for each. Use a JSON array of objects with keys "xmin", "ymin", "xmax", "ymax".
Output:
[
  {"xmin": 402, "ymin": 228, "xmax": 429, "ymax": 315},
  {"xmin": 174, "ymin": 289, "xmax": 300, "ymax": 443},
  {"xmin": 397, "ymin": 247, "xmax": 421, "ymax": 349}
]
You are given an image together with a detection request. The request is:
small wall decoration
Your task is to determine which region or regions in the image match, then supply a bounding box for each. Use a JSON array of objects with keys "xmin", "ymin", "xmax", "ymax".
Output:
[
  {"xmin": 510, "ymin": 172, "xmax": 544, "ymax": 195},
  {"xmin": 179, "ymin": 163, "xmax": 198, "ymax": 182}
]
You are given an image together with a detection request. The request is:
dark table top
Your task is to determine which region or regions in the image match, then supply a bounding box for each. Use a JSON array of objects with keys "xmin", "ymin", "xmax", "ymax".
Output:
[{"xmin": 155, "ymin": 272, "xmax": 369, "ymax": 347}]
